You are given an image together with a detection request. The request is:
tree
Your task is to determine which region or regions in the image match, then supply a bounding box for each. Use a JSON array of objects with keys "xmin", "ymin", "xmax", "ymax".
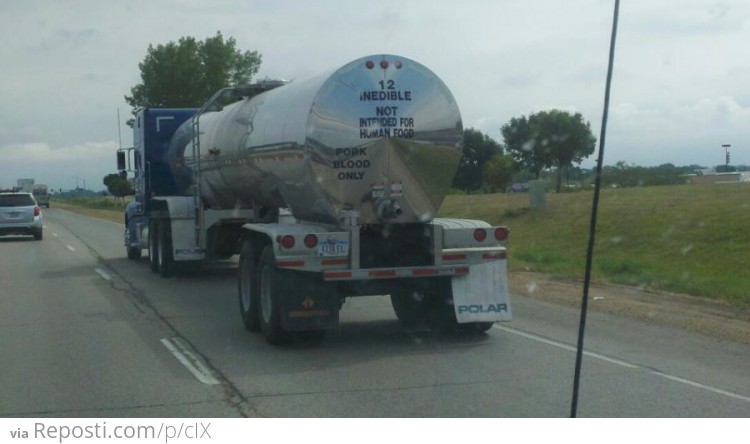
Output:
[
  {"xmin": 502, "ymin": 110, "xmax": 596, "ymax": 192},
  {"xmin": 483, "ymin": 154, "xmax": 517, "ymax": 192},
  {"xmin": 103, "ymin": 173, "xmax": 134, "ymax": 199},
  {"xmin": 501, "ymin": 115, "xmax": 547, "ymax": 179},
  {"xmin": 452, "ymin": 128, "xmax": 502, "ymax": 193},
  {"xmin": 124, "ymin": 31, "xmax": 262, "ymax": 125}
]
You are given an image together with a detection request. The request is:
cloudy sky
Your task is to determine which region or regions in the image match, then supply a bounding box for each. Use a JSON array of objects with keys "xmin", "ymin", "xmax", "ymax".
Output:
[{"xmin": 1, "ymin": 0, "xmax": 748, "ymax": 191}]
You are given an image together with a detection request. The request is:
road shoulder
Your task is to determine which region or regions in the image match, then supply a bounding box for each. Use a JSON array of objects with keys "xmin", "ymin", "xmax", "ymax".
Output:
[{"xmin": 510, "ymin": 271, "xmax": 750, "ymax": 344}]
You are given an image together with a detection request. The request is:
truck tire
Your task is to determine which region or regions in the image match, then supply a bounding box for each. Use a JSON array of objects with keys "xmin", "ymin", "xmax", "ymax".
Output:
[
  {"xmin": 390, "ymin": 287, "xmax": 431, "ymax": 329},
  {"xmin": 157, "ymin": 220, "xmax": 174, "ymax": 277},
  {"xmin": 148, "ymin": 220, "xmax": 159, "ymax": 273},
  {"xmin": 238, "ymin": 241, "xmax": 260, "ymax": 332},
  {"xmin": 257, "ymin": 246, "xmax": 292, "ymax": 345}
]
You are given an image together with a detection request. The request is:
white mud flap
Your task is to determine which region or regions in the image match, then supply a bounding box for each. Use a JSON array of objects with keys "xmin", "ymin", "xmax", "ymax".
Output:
[{"xmin": 451, "ymin": 260, "xmax": 512, "ymax": 323}]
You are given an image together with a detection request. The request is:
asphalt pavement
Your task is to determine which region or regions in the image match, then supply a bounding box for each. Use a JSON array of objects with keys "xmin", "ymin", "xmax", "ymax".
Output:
[{"xmin": 1, "ymin": 208, "xmax": 748, "ymax": 417}]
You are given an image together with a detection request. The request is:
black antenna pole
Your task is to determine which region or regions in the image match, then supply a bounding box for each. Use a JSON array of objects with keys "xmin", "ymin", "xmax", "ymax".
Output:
[{"xmin": 570, "ymin": 0, "xmax": 621, "ymax": 418}]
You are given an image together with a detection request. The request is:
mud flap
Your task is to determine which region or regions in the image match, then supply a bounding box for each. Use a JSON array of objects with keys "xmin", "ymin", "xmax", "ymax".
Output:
[
  {"xmin": 451, "ymin": 260, "xmax": 512, "ymax": 323},
  {"xmin": 278, "ymin": 271, "xmax": 340, "ymax": 331}
]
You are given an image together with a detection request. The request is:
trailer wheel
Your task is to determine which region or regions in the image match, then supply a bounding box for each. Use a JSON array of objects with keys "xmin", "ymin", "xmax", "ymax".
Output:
[
  {"xmin": 390, "ymin": 287, "xmax": 431, "ymax": 329},
  {"xmin": 238, "ymin": 241, "xmax": 260, "ymax": 332},
  {"xmin": 157, "ymin": 221, "xmax": 174, "ymax": 277},
  {"xmin": 148, "ymin": 220, "xmax": 159, "ymax": 273},
  {"xmin": 257, "ymin": 246, "xmax": 292, "ymax": 345}
]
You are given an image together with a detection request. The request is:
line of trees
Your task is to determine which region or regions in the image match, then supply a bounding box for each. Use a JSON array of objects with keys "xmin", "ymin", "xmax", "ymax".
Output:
[{"xmin": 453, "ymin": 110, "xmax": 597, "ymax": 194}]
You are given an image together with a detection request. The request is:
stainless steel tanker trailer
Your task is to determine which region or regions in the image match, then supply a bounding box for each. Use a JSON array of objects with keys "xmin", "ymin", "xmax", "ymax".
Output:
[{"xmin": 118, "ymin": 54, "xmax": 511, "ymax": 344}]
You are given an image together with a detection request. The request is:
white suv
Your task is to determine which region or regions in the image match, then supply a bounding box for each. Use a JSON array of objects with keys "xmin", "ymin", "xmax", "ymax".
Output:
[{"xmin": 0, "ymin": 192, "xmax": 43, "ymax": 240}]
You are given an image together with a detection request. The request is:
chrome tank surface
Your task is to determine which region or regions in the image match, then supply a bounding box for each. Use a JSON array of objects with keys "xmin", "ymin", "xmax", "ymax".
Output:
[{"xmin": 171, "ymin": 54, "xmax": 463, "ymax": 227}]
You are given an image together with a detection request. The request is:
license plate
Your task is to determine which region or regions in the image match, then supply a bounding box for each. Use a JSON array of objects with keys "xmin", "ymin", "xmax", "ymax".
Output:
[{"xmin": 317, "ymin": 240, "xmax": 349, "ymax": 257}]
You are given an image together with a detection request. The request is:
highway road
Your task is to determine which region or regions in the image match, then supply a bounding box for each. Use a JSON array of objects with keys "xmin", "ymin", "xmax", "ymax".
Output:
[{"xmin": 1, "ymin": 208, "xmax": 748, "ymax": 417}]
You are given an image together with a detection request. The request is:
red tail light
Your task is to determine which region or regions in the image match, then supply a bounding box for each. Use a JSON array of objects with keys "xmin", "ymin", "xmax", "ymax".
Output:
[
  {"xmin": 34, "ymin": 206, "xmax": 41, "ymax": 217},
  {"xmin": 473, "ymin": 229, "xmax": 487, "ymax": 242},
  {"xmin": 278, "ymin": 235, "xmax": 295, "ymax": 249},
  {"xmin": 304, "ymin": 234, "xmax": 318, "ymax": 248},
  {"xmin": 494, "ymin": 227, "xmax": 509, "ymax": 241}
]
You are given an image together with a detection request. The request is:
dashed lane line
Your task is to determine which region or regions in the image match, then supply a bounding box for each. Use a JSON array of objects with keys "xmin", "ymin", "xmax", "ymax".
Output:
[{"xmin": 160, "ymin": 337, "xmax": 220, "ymax": 385}]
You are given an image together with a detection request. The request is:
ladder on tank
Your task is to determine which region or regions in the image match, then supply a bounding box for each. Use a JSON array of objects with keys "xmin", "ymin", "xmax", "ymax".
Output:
[
  {"xmin": 190, "ymin": 113, "xmax": 204, "ymax": 249},
  {"xmin": 189, "ymin": 83, "xmax": 288, "ymax": 249}
]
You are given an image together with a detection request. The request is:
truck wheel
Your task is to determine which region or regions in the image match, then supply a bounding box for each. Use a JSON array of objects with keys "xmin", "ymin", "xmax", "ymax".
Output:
[
  {"xmin": 390, "ymin": 287, "xmax": 431, "ymax": 329},
  {"xmin": 148, "ymin": 220, "xmax": 159, "ymax": 273},
  {"xmin": 257, "ymin": 246, "xmax": 292, "ymax": 345},
  {"xmin": 157, "ymin": 221, "xmax": 174, "ymax": 277},
  {"xmin": 238, "ymin": 241, "xmax": 260, "ymax": 332}
]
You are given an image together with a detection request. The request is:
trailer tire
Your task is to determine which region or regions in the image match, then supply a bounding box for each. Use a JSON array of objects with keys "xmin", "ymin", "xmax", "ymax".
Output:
[
  {"xmin": 238, "ymin": 241, "xmax": 260, "ymax": 332},
  {"xmin": 148, "ymin": 220, "xmax": 159, "ymax": 273},
  {"xmin": 157, "ymin": 221, "xmax": 174, "ymax": 277},
  {"xmin": 390, "ymin": 287, "xmax": 430, "ymax": 329},
  {"xmin": 258, "ymin": 246, "xmax": 292, "ymax": 345}
]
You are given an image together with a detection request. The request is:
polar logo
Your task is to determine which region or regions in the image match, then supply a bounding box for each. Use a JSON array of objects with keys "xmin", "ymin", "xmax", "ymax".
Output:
[{"xmin": 457, "ymin": 304, "xmax": 508, "ymax": 314}]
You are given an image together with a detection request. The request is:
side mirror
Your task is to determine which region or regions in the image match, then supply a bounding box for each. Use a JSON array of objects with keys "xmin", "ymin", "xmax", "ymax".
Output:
[{"xmin": 117, "ymin": 151, "xmax": 127, "ymax": 171}]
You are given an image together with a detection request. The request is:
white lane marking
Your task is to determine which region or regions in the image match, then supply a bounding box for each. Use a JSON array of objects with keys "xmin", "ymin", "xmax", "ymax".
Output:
[
  {"xmin": 653, "ymin": 371, "xmax": 750, "ymax": 404},
  {"xmin": 66, "ymin": 245, "xmax": 75, "ymax": 252},
  {"xmin": 493, "ymin": 324, "xmax": 750, "ymax": 404},
  {"xmin": 94, "ymin": 268, "xmax": 111, "ymax": 281},
  {"xmin": 161, "ymin": 337, "xmax": 220, "ymax": 385},
  {"xmin": 52, "ymin": 232, "xmax": 58, "ymax": 237},
  {"xmin": 494, "ymin": 324, "xmax": 637, "ymax": 368}
]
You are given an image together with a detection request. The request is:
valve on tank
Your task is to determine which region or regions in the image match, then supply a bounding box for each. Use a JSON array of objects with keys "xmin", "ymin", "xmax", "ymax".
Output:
[{"xmin": 375, "ymin": 198, "xmax": 403, "ymax": 221}]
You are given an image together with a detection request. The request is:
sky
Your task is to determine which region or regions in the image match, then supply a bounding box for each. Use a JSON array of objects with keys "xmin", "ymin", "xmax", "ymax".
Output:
[{"xmin": 1, "ymin": 0, "xmax": 748, "ymax": 191}]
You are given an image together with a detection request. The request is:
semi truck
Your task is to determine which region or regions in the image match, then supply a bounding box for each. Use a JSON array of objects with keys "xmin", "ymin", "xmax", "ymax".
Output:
[
  {"xmin": 118, "ymin": 54, "xmax": 512, "ymax": 344},
  {"xmin": 33, "ymin": 184, "xmax": 50, "ymax": 208}
]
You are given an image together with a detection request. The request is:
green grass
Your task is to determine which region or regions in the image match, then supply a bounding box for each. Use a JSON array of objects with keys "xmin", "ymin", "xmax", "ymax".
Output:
[
  {"xmin": 57, "ymin": 196, "xmax": 131, "ymax": 211},
  {"xmin": 439, "ymin": 183, "xmax": 750, "ymax": 305}
]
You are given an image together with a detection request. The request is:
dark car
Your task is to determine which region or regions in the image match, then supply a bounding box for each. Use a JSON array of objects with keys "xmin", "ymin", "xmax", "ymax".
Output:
[{"xmin": 0, "ymin": 192, "xmax": 43, "ymax": 240}]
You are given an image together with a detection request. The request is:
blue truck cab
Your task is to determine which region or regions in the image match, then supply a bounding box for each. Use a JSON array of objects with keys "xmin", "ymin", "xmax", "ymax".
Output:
[{"xmin": 123, "ymin": 108, "xmax": 197, "ymax": 259}]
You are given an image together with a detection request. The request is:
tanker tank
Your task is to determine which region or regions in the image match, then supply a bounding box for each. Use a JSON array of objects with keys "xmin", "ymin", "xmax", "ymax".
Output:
[{"xmin": 168, "ymin": 54, "xmax": 463, "ymax": 227}]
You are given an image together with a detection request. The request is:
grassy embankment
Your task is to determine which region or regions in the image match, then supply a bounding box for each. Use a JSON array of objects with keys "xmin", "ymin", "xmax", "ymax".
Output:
[
  {"xmin": 440, "ymin": 183, "xmax": 750, "ymax": 306},
  {"xmin": 51, "ymin": 196, "xmax": 128, "ymax": 224},
  {"xmin": 55, "ymin": 184, "xmax": 749, "ymax": 305}
]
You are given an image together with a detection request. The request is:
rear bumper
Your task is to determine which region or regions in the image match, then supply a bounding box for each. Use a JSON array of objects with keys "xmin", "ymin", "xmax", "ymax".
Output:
[{"xmin": 0, "ymin": 220, "xmax": 42, "ymax": 236}]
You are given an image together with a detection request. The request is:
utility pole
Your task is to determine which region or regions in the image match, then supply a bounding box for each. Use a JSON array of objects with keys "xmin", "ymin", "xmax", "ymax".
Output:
[{"xmin": 722, "ymin": 144, "xmax": 731, "ymax": 170}]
